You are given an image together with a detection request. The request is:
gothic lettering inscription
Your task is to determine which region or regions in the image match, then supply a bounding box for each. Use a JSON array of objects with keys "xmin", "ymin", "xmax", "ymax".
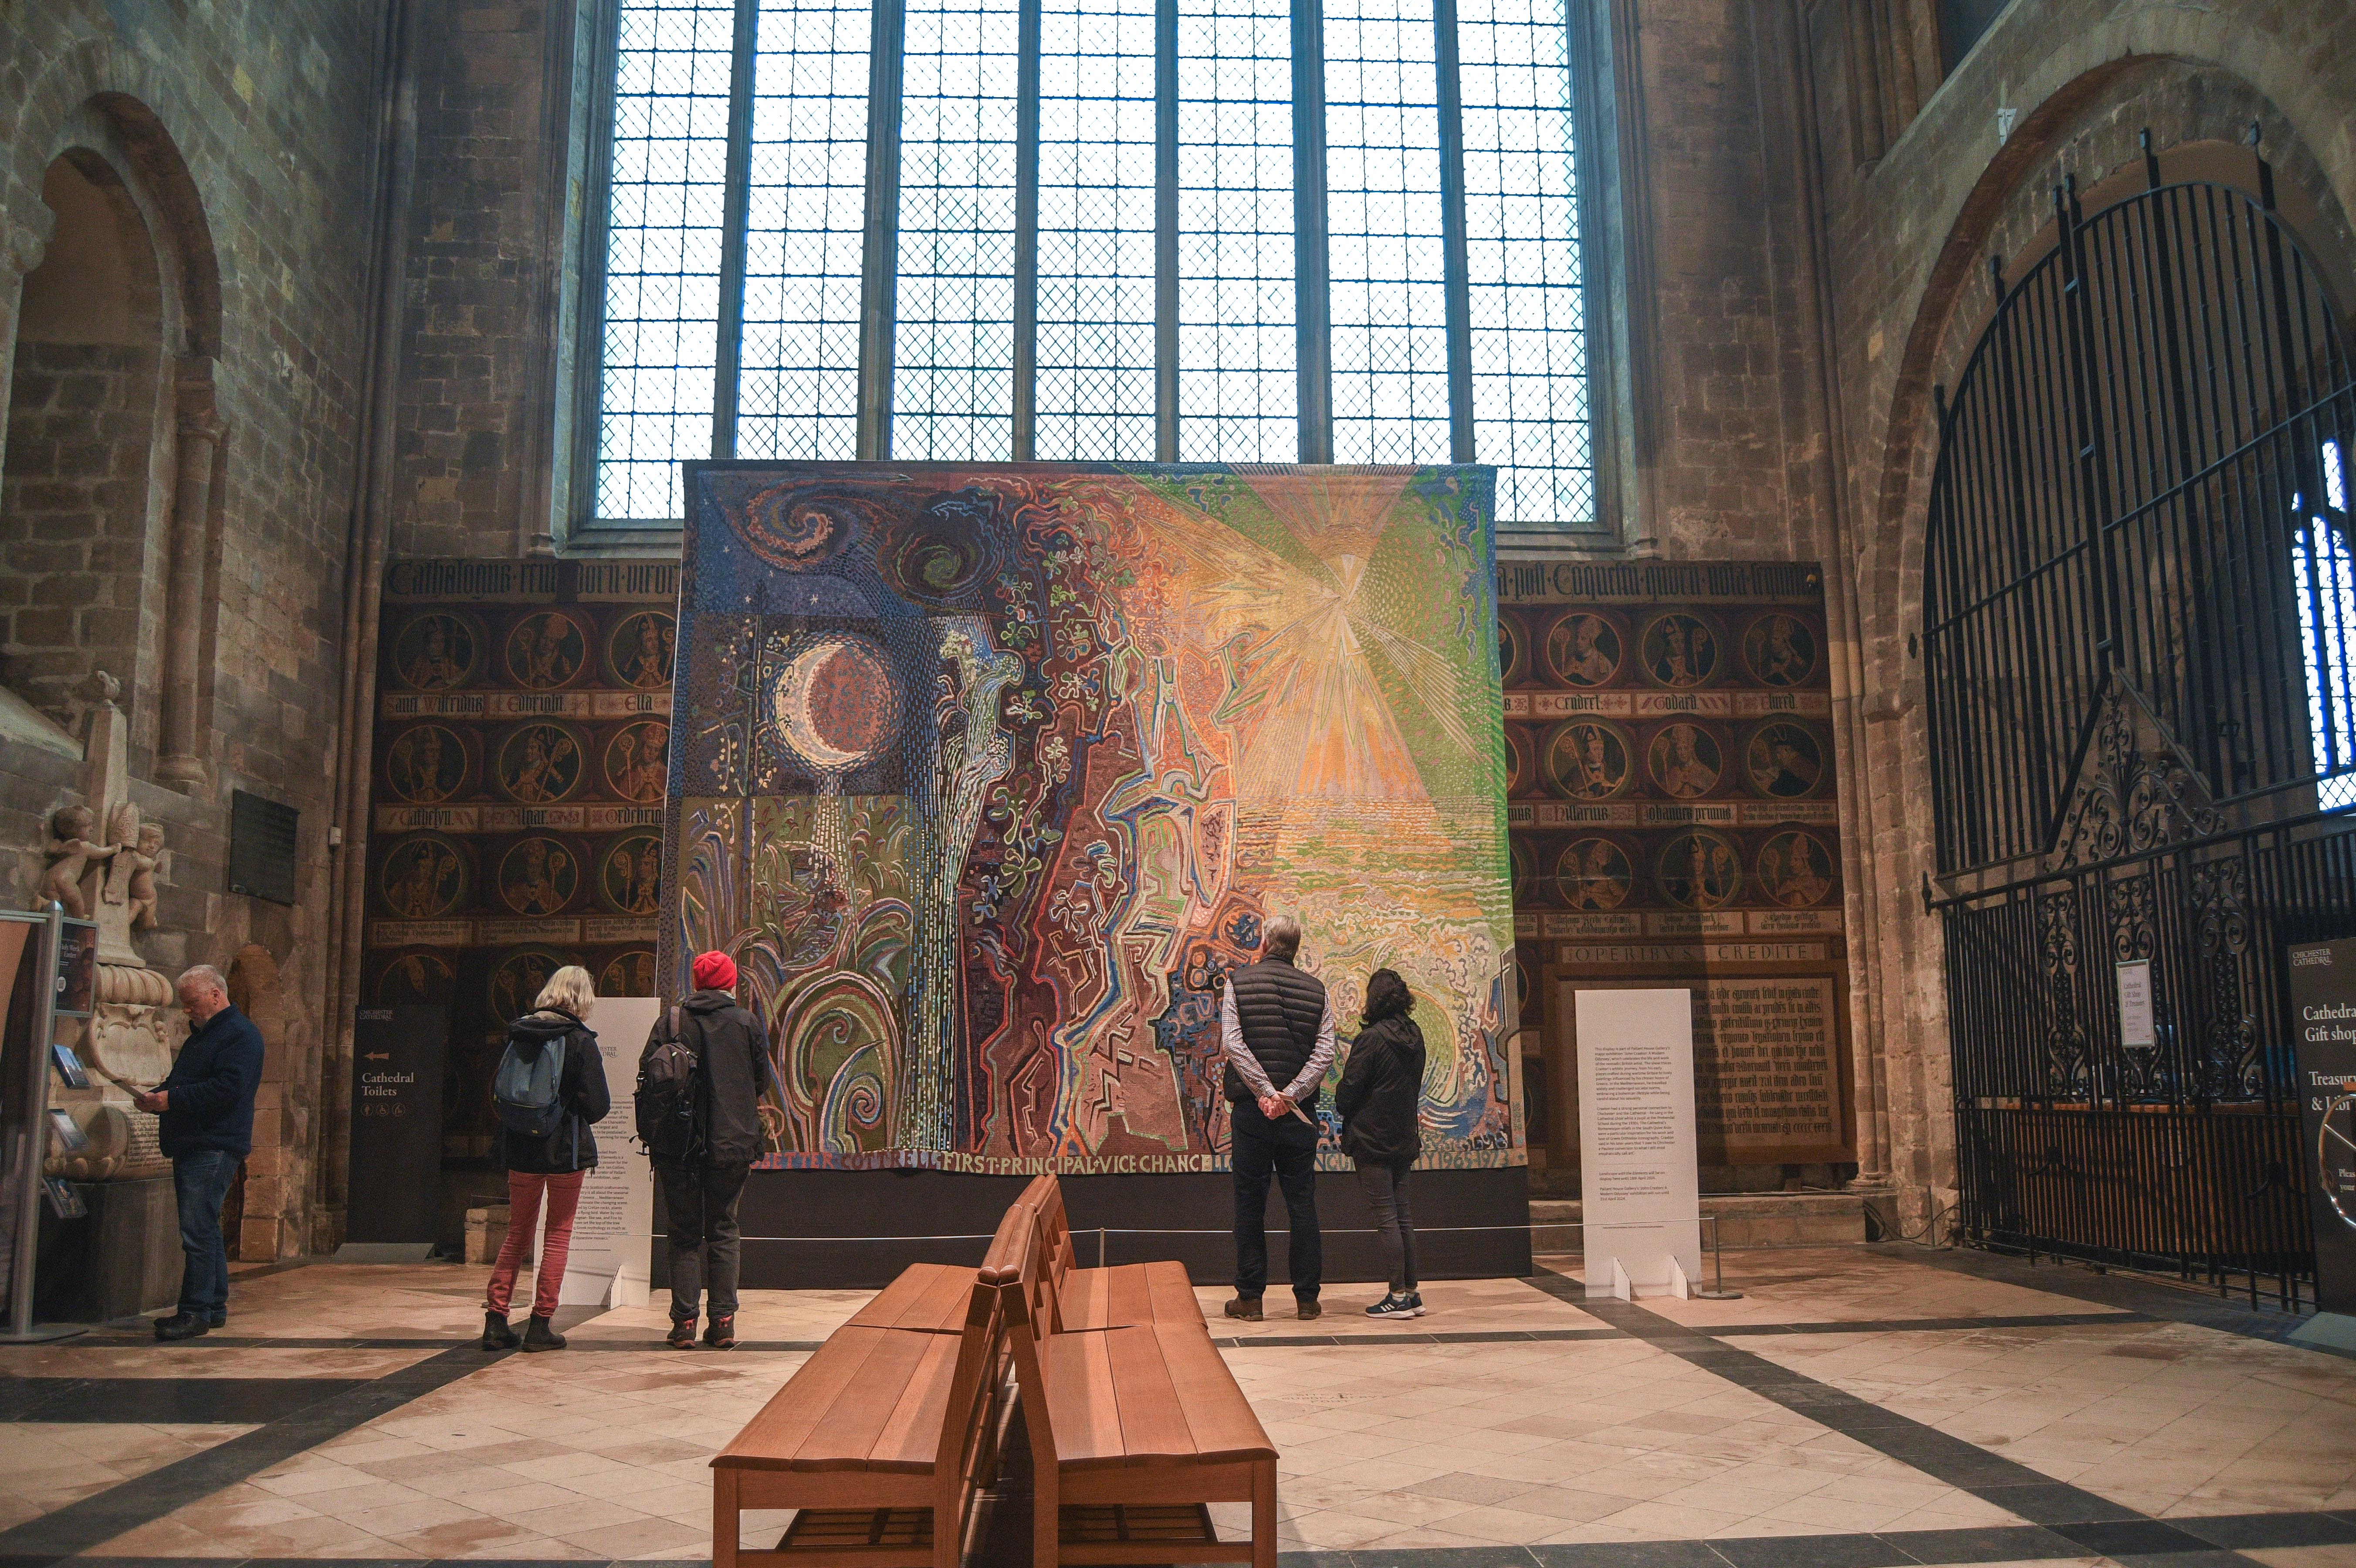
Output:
[{"xmin": 1691, "ymin": 976, "xmax": 1840, "ymax": 1158}]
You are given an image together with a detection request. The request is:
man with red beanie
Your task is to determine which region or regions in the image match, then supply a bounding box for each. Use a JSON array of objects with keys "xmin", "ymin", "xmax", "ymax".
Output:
[{"xmin": 659, "ymin": 950, "xmax": 772, "ymax": 1348}]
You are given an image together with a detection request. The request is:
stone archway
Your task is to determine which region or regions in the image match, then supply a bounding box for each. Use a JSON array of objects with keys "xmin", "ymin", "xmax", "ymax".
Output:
[
  {"xmin": 0, "ymin": 149, "xmax": 164, "ymax": 734},
  {"xmin": 0, "ymin": 93, "xmax": 223, "ymax": 789}
]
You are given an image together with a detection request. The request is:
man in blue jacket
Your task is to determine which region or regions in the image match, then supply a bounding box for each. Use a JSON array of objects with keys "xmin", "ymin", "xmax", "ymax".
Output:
[{"xmin": 132, "ymin": 964, "xmax": 264, "ymax": 1341}]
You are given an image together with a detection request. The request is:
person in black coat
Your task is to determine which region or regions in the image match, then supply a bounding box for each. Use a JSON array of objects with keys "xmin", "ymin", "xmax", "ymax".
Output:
[
  {"xmin": 482, "ymin": 965, "xmax": 611, "ymax": 1352},
  {"xmin": 1336, "ymin": 969, "xmax": 1426, "ymax": 1318},
  {"xmin": 659, "ymin": 949, "xmax": 775, "ymax": 1349},
  {"xmin": 134, "ymin": 966, "xmax": 265, "ymax": 1342}
]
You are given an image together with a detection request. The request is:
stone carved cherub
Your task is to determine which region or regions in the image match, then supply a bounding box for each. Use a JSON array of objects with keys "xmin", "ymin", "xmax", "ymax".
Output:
[
  {"xmin": 41, "ymin": 805, "xmax": 118, "ymax": 919},
  {"xmin": 102, "ymin": 802, "xmax": 166, "ymax": 931}
]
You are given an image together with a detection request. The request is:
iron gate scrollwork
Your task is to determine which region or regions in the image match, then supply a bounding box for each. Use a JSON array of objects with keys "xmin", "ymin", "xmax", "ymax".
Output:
[{"xmin": 1924, "ymin": 139, "xmax": 2356, "ymax": 1304}]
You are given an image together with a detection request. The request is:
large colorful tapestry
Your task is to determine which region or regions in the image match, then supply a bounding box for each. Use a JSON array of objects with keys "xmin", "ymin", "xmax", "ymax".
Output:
[
  {"xmin": 671, "ymin": 464, "xmax": 1515, "ymax": 1173},
  {"xmin": 366, "ymin": 558, "xmax": 678, "ymax": 1159}
]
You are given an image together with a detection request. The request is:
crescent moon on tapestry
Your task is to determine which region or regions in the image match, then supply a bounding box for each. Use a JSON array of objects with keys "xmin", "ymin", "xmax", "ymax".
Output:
[{"xmin": 769, "ymin": 632, "xmax": 900, "ymax": 777}]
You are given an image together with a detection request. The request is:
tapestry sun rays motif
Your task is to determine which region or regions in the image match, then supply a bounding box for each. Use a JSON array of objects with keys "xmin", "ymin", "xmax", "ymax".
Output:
[{"xmin": 668, "ymin": 463, "xmax": 1515, "ymax": 1173}]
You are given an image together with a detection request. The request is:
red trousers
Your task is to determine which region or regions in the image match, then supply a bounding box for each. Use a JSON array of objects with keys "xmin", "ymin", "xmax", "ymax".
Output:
[{"xmin": 486, "ymin": 1169, "xmax": 586, "ymax": 1319}]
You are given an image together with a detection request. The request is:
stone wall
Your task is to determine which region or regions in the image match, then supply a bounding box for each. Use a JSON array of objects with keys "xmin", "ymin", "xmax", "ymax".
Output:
[
  {"xmin": 391, "ymin": 0, "xmax": 577, "ymax": 561},
  {"xmin": 0, "ymin": 0, "xmax": 388, "ymax": 1259},
  {"xmin": 0, "ymin": 340, "xmax": 159, "ymax": 738}
]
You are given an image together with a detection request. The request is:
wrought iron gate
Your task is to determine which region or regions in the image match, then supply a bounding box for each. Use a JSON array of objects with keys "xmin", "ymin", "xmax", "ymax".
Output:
[{"xmin": 1923, "ymin": 142, "xmax": 2356, "ymax": 1304}]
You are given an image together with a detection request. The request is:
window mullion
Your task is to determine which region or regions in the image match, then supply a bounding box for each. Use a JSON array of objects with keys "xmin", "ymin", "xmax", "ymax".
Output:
[
  {"xmin": 712, "ymin": 0, "xmax": 762, "ymax": 458},
  {"xmin": 1290, "ymin": 0, "xmax": 1331, "ymax": 463},
  {"xmin": 1012, "ymin": 0, "xmax": 1043, "ymax": 459},
  {"xmin": 1432, "ymin": 0, "xmax": 1472, "ymax": 464},
  {"xmin": 856, "ymin": 0, "xmax": 909, "ymax": 458},
  {"xmin": 1154, "ymin": 0, "xmax": 1178, "ymax": 461}
]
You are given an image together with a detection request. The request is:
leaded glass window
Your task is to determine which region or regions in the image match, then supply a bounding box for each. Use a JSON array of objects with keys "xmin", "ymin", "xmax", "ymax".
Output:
[
  {"xmin": 1034, "ymin": 0, "xmax": 1158, "ymax": 461},
  {"xmin": 1174, "ymin": 0, "xmax": 1297, "ymax": 463},
  {"xmin": 2298, "ymin": 440, "xmax": 2356, "ymax": 810},
  {"xmin": 587, "ymin": 0, "xmax": 1596, "ymax": 530},
  {"xmin": 1324, "ymin": 0, "xmax": 1451, "ymax": 466},
  {"xmin": 736, "ymin": 0, "xmax": 872, "ymax": 463}
]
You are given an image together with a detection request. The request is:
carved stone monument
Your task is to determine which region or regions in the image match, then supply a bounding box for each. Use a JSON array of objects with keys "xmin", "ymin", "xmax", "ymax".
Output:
[{"xmin": 40, "ymin": 673, "xmax": 183, "ymax": 1181}]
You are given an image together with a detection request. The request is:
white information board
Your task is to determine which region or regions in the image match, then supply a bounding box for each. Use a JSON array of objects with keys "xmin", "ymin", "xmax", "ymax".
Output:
[
  {"xmin": 2116, "ymin": 960, "xmax": 2156, "ymax": 1048},
  {"xmin": 555, "ymin": 997, "xmax": 657, "ymax": 1308},
  {"xmin": 1574, "ymin": 987, "xmax": 1702, "ymax": 1298}
]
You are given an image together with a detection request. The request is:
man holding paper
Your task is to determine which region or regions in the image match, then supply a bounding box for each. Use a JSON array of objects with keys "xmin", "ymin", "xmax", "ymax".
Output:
[{"xmin": 131, "ymin": 965, "xmax": 264, "ymax": 1342}]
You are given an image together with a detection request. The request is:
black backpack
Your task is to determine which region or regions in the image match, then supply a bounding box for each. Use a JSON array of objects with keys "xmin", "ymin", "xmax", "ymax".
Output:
[{"xmin": 635, "ymin": 1005, "xmax": 703, "ymax": 1163}]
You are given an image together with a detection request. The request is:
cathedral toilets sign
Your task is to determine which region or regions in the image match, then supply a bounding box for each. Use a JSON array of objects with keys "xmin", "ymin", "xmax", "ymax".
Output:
[{"xmin": 2289, "ymin": 941, "xmax": 2356, "ymax": 1315}]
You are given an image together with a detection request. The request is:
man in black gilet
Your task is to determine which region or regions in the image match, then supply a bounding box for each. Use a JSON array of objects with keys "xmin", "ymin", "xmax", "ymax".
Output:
[{"xmin": 1220, "ymin": 914, "xmax": 1337, "ymax": 1320}]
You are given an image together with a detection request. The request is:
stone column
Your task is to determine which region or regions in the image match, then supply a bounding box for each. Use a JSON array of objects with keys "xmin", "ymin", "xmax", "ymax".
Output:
[
  {"xmin": 156, "ymin": 363, "xmax": 223, "ymax": 793},
  {"xmin": 0, "ymin": 201, "xmax": 53, "ymax": 500}
]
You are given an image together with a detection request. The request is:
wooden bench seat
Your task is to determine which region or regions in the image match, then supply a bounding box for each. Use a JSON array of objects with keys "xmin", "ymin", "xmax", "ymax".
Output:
[
  {"xmin": 843, "ymin": 1263, "xmax": 985, "ymax": 1334},
  {"xmin": 1039, "ymin": 1323, "xmax": 1275, "ymax": 1470},
  {"xmin": 714, "ymin": 1326, "xmax": 976, "ymax": 1474},
  {"xmin": 1053, "ymin": 1260, "xmax": 1200, "ymax": 1333},
  {"xmin": 1000, "ymin": 1192, "xmax": 1276, "ymax": 1568}
]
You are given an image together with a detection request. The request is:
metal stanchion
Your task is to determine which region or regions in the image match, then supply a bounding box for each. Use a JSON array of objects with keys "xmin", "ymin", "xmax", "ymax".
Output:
[
  {"xmin": 1690, "ymin": 1212, "xmax": 1742, "ymax": 1301},
  {"xmin": 3, "ymin": 902, "xmax": 82, "ymax": 1343}
]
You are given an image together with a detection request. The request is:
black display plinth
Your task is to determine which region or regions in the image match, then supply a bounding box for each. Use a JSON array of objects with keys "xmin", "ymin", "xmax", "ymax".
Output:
[
  {"xmin": 36, "ymin": 1175, "xmax": 179, "ymax": 1322},
  {"xmin": 719, "ymin": 1165, "xmax": 1531, "ymax": 1290}
]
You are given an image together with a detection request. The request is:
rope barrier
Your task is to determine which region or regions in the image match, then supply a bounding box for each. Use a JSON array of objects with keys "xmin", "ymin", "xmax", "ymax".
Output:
[{"xmin": 622, "ymin": 1220, "xmax": 1599, "ymax": 1243}]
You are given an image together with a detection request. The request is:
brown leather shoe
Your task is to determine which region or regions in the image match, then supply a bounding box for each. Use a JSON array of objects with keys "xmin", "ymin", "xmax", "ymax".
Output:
[
  {"xmin": 1295, "ymin": 1298, "xmax": 1322, "ymax": 1320},
  {"xmin": 1222, "ymin": 1294, "xmax": 1263, "ymax": 1321}
]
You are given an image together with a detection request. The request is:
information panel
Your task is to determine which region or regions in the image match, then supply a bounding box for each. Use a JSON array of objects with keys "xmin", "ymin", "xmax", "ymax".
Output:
[
  {"xmin": 2288, "ymin": 939, "xmax": 2356, "ymax": 1315},
  {"xmin": 1574, "ymin": 986, "xmax": 1700, "ymax": 1298},
  {"xmin": 555, "ymin": 997, "xmax": 657, "ymax": 1308},
  {"xmin": 347, "ymin": 1005, "xmax": 449, "ymax": 1244}
]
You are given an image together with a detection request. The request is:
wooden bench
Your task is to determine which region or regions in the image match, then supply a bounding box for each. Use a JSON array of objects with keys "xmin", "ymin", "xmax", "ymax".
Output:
[
  {"xmin": 712, "ymin": 1175, "xmax": 1277, "ymax": 1568},
  {"xmin": 710, "ymin": 1214, "xmax": 1030, "ymax": 1568},
  {"xmin": 999, "ymin": 1179, "xmax": 1278, "ymax": 1568}
]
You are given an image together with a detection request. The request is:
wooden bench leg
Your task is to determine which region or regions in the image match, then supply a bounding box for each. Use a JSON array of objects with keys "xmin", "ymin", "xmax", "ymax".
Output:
[
  {"xmin": 713, "ymin": 1467, "xmax": 739, "ymax": 1568},
  {"xmin": 1251, "ymin": 1459, "xmax": 1276, "ymax": 1568},
  {"xmin": 1035, "ymin": 1463, "xmax": 1060, "ymax": 1568}
]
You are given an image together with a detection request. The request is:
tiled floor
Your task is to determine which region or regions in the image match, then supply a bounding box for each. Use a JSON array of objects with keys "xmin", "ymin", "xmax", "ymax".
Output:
[{"xmin": 0, "ymin": 1246, "xmax": 2350, "ymax": 1567}]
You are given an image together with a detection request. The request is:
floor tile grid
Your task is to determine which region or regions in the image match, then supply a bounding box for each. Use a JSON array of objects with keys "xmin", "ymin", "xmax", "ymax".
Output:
[
  {"xmin": 0, "ymin": 1345, "xmax": 515, "ymax": 1561},
  {"xmin": 1732, "ymin": 1320, "xmax": 2356, "ymax": 1521},
  {"xmin": 1569, "ymin": 1294, "xmax": 2282, "ymax": 1568}
]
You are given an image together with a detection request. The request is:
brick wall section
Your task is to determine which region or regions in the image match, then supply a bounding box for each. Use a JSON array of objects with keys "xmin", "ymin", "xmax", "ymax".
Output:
[
  {"xmin": 1809, "ymin": 0, "xmax": 2356, "ymax": 1225},
  {"xmin": 0, "ymin": 340, "xmax": 160, "ymax": 736},
  {"xmin": 1630, "ymin": 0, "xmax": 1815, "ymax": 561},
  {"xmin": 391, "ymin": 0, "xmax": 564, "ymax": 559},
  {"xmin": 0, "ymin": 0, "xmax": 385, "ymax": 1257}
]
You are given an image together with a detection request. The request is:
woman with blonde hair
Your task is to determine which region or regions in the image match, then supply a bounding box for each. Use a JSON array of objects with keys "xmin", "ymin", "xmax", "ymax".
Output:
[{"xmin": 482, "ymin": 964, "xmax": 611, "ymax": 1351}]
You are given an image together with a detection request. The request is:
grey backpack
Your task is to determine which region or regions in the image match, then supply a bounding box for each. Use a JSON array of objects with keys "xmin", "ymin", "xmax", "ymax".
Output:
[{"xmin": 493, "ymin": 1032, "xmax": 568, "ymax": 1139}]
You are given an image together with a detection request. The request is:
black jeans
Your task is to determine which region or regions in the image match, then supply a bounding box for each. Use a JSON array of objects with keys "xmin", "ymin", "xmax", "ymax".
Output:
[
  {"xmin": 1231, "ymin": 1104, "xmax": 1320, "ymax": 1300},
  {"xmin": 172, "ymin": 1149, "xmax": 239, "ymax": 1317},
  {"xmin": 1354, "ymin": 1157, "xmax": 1418, "ymax": 1294},
  {"xmin": 657, "ymin": 1161, "xmax": 749, "ymax": 1319}
]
